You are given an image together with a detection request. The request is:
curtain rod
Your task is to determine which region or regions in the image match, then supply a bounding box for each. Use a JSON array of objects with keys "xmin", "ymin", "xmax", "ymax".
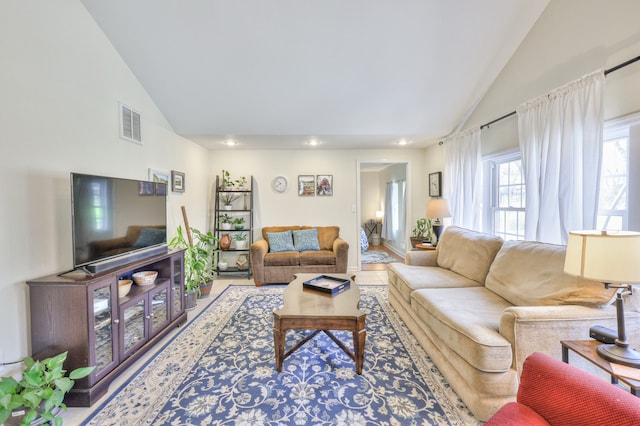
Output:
[{"xmin": 479, "ymin": 54, "xmax": 640, "ymax": 130}]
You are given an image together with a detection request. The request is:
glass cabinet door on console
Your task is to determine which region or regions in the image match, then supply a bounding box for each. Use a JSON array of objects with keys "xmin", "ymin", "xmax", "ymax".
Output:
[
  {"xmin": 88, "ymin": 279, "xmax": 119, "ymax": 384},
  {"xmin": 171, "ymin": 253, "xmax": 184, "ymax": 321},
  {"xmin": 120, "ymin": 297, "xmax": 147, "ymax": 359},
  {"xmin": 150, "ymin": 285, "xmax": 169, "ymax": 336}
]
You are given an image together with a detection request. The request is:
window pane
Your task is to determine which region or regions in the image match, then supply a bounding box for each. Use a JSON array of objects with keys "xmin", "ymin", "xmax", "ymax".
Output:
[{"xmin": 598, "ymin": 136, "xmax": 628, "ymax": 230}]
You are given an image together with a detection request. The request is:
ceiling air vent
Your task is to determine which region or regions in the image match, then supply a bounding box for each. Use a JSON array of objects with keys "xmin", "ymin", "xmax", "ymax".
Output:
[{"xmin": 119, "ymin": 102, "xmax": 142, "ymax": 144}]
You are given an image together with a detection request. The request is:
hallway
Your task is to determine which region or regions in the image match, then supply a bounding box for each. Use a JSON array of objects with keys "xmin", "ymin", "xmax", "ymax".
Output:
[{"xmin": 361, "ymin": 244, "xmax": 404, "ymax": 271}]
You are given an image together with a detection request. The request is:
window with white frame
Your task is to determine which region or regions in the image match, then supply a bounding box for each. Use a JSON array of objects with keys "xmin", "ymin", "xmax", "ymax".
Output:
[
  {"xmin": 485, "ymin": 152, "xmax": 526, "ymax": 240},
  {"xmin": 597, "ymin": 115, "xmax": 635, "ymax": 230}
]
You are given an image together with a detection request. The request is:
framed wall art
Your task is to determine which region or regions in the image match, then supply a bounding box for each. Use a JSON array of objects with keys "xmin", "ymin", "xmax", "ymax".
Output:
[
  {"xmin": 316, "ymin": 175, "xmax": 333, "ymax": 196},
  {"xmin": 429, "ymin": 172, "xmax": 442, "ymax": 197},
  {"xmin": 149, "ymin": 168, "xmax": 169, "ymax": 195},
  {"xmin": 298, "ymin": 175, "xmax": 315, "ymax": 196},
  {"xmin": 171, "ymin": 170, "xmax": 185, "ymax": 193}
]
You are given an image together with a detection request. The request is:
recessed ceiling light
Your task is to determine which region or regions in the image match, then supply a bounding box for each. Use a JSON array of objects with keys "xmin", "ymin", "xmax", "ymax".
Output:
[
  {"xmin": 396, "ymin": 139, "xmax": 409, "ymax": 145},
  {"xmin": 224, "ymin": 139, "xmax": 236, "ymax": 146},
  {"xmin": 307, "ymin": 138, "xmax": 320, "ymax": 146}
]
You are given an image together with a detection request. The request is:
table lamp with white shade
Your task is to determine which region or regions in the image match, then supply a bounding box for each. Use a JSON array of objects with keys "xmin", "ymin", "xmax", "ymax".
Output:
[
  {"xmin": 564, "ymin": 230, "xmax": 640, "ymax": 367},
  {"xmin": 426, "ymin": 199, "xmax": 450, "ymax": 246}
]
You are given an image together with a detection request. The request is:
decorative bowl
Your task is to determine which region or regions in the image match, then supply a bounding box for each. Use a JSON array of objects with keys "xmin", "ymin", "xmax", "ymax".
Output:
[
  {"xmin": 118, "ymin": 279, "xmax": 133, "ymax": 297},
  {"xmin": 132, "ymin": 271, "xmax": 158, "ymax": 286}
]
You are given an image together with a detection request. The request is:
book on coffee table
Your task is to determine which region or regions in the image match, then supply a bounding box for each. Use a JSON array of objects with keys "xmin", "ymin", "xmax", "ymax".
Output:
[{"xmin": 303, "ymin": 275, "xmax": 351, "ymax": 296}]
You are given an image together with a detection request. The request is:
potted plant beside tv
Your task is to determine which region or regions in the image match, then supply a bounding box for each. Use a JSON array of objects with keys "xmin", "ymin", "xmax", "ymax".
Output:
[
  {"xmin": 0, "ymin": 351, "xmax": 94, "ymax": 426},
  {"xmin": 168, "ymin": 226, "xmax": 220, "ymax": 305},
  {"xmin": 410, "ymin": 218, "xmax": 433, "ymax": 248}
]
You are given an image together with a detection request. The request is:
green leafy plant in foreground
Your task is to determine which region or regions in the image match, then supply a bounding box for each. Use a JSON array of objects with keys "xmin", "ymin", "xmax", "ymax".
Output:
[{"xmin": 0, "ymin": 351, "xmax": 94, "ymax": 426}]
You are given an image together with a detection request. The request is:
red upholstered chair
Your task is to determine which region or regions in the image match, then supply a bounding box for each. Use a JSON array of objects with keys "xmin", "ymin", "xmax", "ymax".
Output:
[{"xmin": 485, "ymin": 351, "xmax": 640, "ymax": 426}]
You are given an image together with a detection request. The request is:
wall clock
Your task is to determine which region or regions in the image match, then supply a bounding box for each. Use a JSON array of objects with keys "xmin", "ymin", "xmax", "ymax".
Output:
[
  {"xmin": 429, "ymin": 172, "xmax": 442, "ymax": 197},
  {"xmin": 272, "ymin": 176, "xmax": 288, "ymax": 193}
]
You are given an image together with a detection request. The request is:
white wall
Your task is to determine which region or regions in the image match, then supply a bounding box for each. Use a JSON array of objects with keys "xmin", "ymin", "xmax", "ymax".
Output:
[
  {"xmin": 209, "ymin": 149, "xmax": 425, "ymax": 271},
  {"xmin": 0, "ymin": 0, "xmax": 210, "ymax": 362}
]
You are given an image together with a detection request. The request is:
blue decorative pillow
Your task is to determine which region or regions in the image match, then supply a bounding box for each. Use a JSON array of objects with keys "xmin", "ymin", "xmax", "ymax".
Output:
[
  {"xmin": 293, "ymin": 228, "xmax": 320, "ymax": 252},
  {"xmin": 133, "ymin": 227, "xmax": 166, "ymax": 247},
  {"xmin": 266, "ymin": 230, "xmax": 295, "ymax": 252}
]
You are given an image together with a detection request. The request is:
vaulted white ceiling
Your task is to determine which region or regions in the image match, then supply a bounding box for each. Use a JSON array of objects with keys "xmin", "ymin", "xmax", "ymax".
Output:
[{"xmin": 81, "ymin": 0, "xmax": 549, "ymax": 150}]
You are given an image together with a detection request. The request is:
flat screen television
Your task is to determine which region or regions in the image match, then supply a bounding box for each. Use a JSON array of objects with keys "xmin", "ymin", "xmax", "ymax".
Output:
[{"xmin": 71, "ymin": 172, "xmax": 167, "ymax": 273}]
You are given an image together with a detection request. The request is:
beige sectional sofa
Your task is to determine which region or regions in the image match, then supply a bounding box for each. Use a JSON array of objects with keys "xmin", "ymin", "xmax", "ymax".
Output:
[
  {"xmin": 387, "ymin": 226, "xmax": 640, "ymax": 421},
  {"xmin": 250, "ymin": 226, "xmax": 349, "ymax": 285}
]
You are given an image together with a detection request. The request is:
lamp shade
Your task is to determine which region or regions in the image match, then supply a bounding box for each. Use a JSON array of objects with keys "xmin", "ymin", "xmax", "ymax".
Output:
[
  {"xmin": 564, "ymin": 230, "xmax": 640, "ymax": 283},
  {"xmin": 427, "ymin": 198, "xmax": 451, "ymax": 219}
]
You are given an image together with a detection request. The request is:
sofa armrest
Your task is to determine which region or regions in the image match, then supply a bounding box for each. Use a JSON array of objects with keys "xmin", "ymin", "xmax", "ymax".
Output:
[
  {"xmin": 404, "ymin": 250, "xmax": 438, "ymax": 266},
  {"xmin": 250, "ymin": 239, "xmax": 269, "ymax": 285},
  {"xmin": 333, "ymin": 237, "xmax": 349, "ymax": 273},
  {"xmin": 499, "ymin": 305, "xmax": 626, "ymax": 373}
]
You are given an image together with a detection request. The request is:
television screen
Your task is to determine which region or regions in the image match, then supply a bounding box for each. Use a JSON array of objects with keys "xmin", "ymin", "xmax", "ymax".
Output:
[{"xmin": 71, "ymin": 173, "xmax": 167, "ymax": 270}]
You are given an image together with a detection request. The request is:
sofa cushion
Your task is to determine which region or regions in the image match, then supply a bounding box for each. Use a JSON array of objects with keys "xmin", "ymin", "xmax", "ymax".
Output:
[
  {"xmin": 437, "ymin": 226, "xmax": 504, "ymax": 285},
  {"xmin": 300, "ymin": 250, "xmax": 336, "ymax": 266},
  {"xmin": 263, "ymin": 251, "xmax": 300, "ymax": 267},
  {"xmin": 411, "ymin": 287, "xmax": 513, "ymax": 372},
  {"xmin": 387, "ymin": 262, "xmax": 481, "ymax": 304},
  {"xmin": 304, "ymin": 226, "xmax": 340, "ymax": 250},
  {"xmin": 292, "ymin": 228, "xmax": 320, "ymax": 251},
  {"xmin": 266, "ymin": 230, "xmax": 296, "ymax": 252},
  {"xmin": 485, "ymin": 240, "xmax": 617, "ymax": 307}
]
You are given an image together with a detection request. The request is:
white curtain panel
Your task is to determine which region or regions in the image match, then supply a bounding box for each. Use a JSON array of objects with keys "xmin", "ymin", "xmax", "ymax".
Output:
[
  {"xmin": 382, "ymin": 181, "xmax": 394, "ymax": 240},
  {"xmin": 443, "ymin": 127, "xmax": 482, "ymax": 230},
  {"xmin": 517, "ymin": 70, "xmax": 605, "ymax": 244}
]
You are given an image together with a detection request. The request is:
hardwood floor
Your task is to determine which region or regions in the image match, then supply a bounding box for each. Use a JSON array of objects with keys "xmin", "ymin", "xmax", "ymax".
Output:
[{"xmin": 361, "ymin": 245, "xmax": 404, "ymax": 271}]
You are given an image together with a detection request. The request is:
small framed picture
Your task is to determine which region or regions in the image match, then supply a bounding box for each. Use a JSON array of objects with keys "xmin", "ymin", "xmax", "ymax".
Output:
[
  {"xmin": 298, "ymin": 175, "xmax": 315, "ymax": 196},
  {"xmin": 316, "ymin": 175, "xmax": 333, "ymax": 196},
  {"xmin": 171, "ymin": 170, "xmax": 185, "ymax": 193},
  {"xmin": 149, "ymin": 168, "xmax": 169, "ymax": 196},
  {"xmin": 429, "ymin": 172, "xmax": 442, "ymax": 197}
]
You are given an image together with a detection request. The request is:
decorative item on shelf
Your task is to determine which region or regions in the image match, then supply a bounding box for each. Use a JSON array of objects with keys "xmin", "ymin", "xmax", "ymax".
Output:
[
  {"xmin": 219, "ymin": 233, "xmax": 232, "ymax": 250},
  {"xmin": 426, "ymin": 199, "xmax": 450, "ymax": 246},
  {"xmin": 233, "ymin": 217, "xmax": 245, "ymax": 230},
  {"xmin": 118, "ymin": 279, "xmax": 133, "ymax": 298},
  {"xmin": 132, "ymin": 270, "xmax": 158, "ymax": 286},
  {"xmin": 235, "ymin": 176, "xmax": 248, "ymax": 190},
  {"xmin": 233, "ymin": 232, "xmax": 248, "ymax": 250},
  {"xmin": 236, "ymin": 254, "xmax": 249, "ymax": 270},
  {"xmin": 218, "ymin": 259, "xmax": 228, "ymax": 271},
  {"xmin": 0, "ymin": 351, "xmax": 94, "ymax": 426},
  {"xmin": 221, "ymin": 193, "xmax": 239, "ymax": 210},
  {"xmin": 219, "ymin": 213, "xmax": 233, "ymax": 230},
  {"xmin": 410, "ymin": 218, "xmax": 433, "ymax": 248},
  {"xmin": 564, "ymin": 230, "xmax": 640, "ymax": 368},
  {"xmin": 221, "ymin": 170, "xmax": 233, "ymax": 190}
]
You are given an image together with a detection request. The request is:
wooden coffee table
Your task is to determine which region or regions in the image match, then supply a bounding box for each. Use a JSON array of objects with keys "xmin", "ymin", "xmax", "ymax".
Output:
[{"xmin": 273, "ymin": 273, "xmax": 366, "ymax": 374}]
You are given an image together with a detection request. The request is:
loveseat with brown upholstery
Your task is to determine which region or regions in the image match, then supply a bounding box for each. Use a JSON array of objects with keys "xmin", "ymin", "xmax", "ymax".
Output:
[{"xmin": 250, "ymin": 226, "xmax": 349, "ymax": 285}]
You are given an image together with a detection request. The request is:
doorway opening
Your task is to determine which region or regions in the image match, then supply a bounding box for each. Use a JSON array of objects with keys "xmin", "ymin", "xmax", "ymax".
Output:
[{"xmin": 357, "ymin": 161, "xmax": 409, "ymax": 270}]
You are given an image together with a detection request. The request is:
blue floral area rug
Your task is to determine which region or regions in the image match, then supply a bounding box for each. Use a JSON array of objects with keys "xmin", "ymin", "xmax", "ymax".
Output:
[{"xmin": 82, "ymin": 286, "xmax": 478, "ymax": 425}]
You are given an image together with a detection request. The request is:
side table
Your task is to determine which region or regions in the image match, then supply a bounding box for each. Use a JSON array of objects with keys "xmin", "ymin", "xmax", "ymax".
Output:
[
  {"xmin": 415, "ymin": 243, "xmax": 436, "ymax": 251},
  {"xmin": 561, "ymin": 340, "xmax": 640, "ymax": 396}
]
